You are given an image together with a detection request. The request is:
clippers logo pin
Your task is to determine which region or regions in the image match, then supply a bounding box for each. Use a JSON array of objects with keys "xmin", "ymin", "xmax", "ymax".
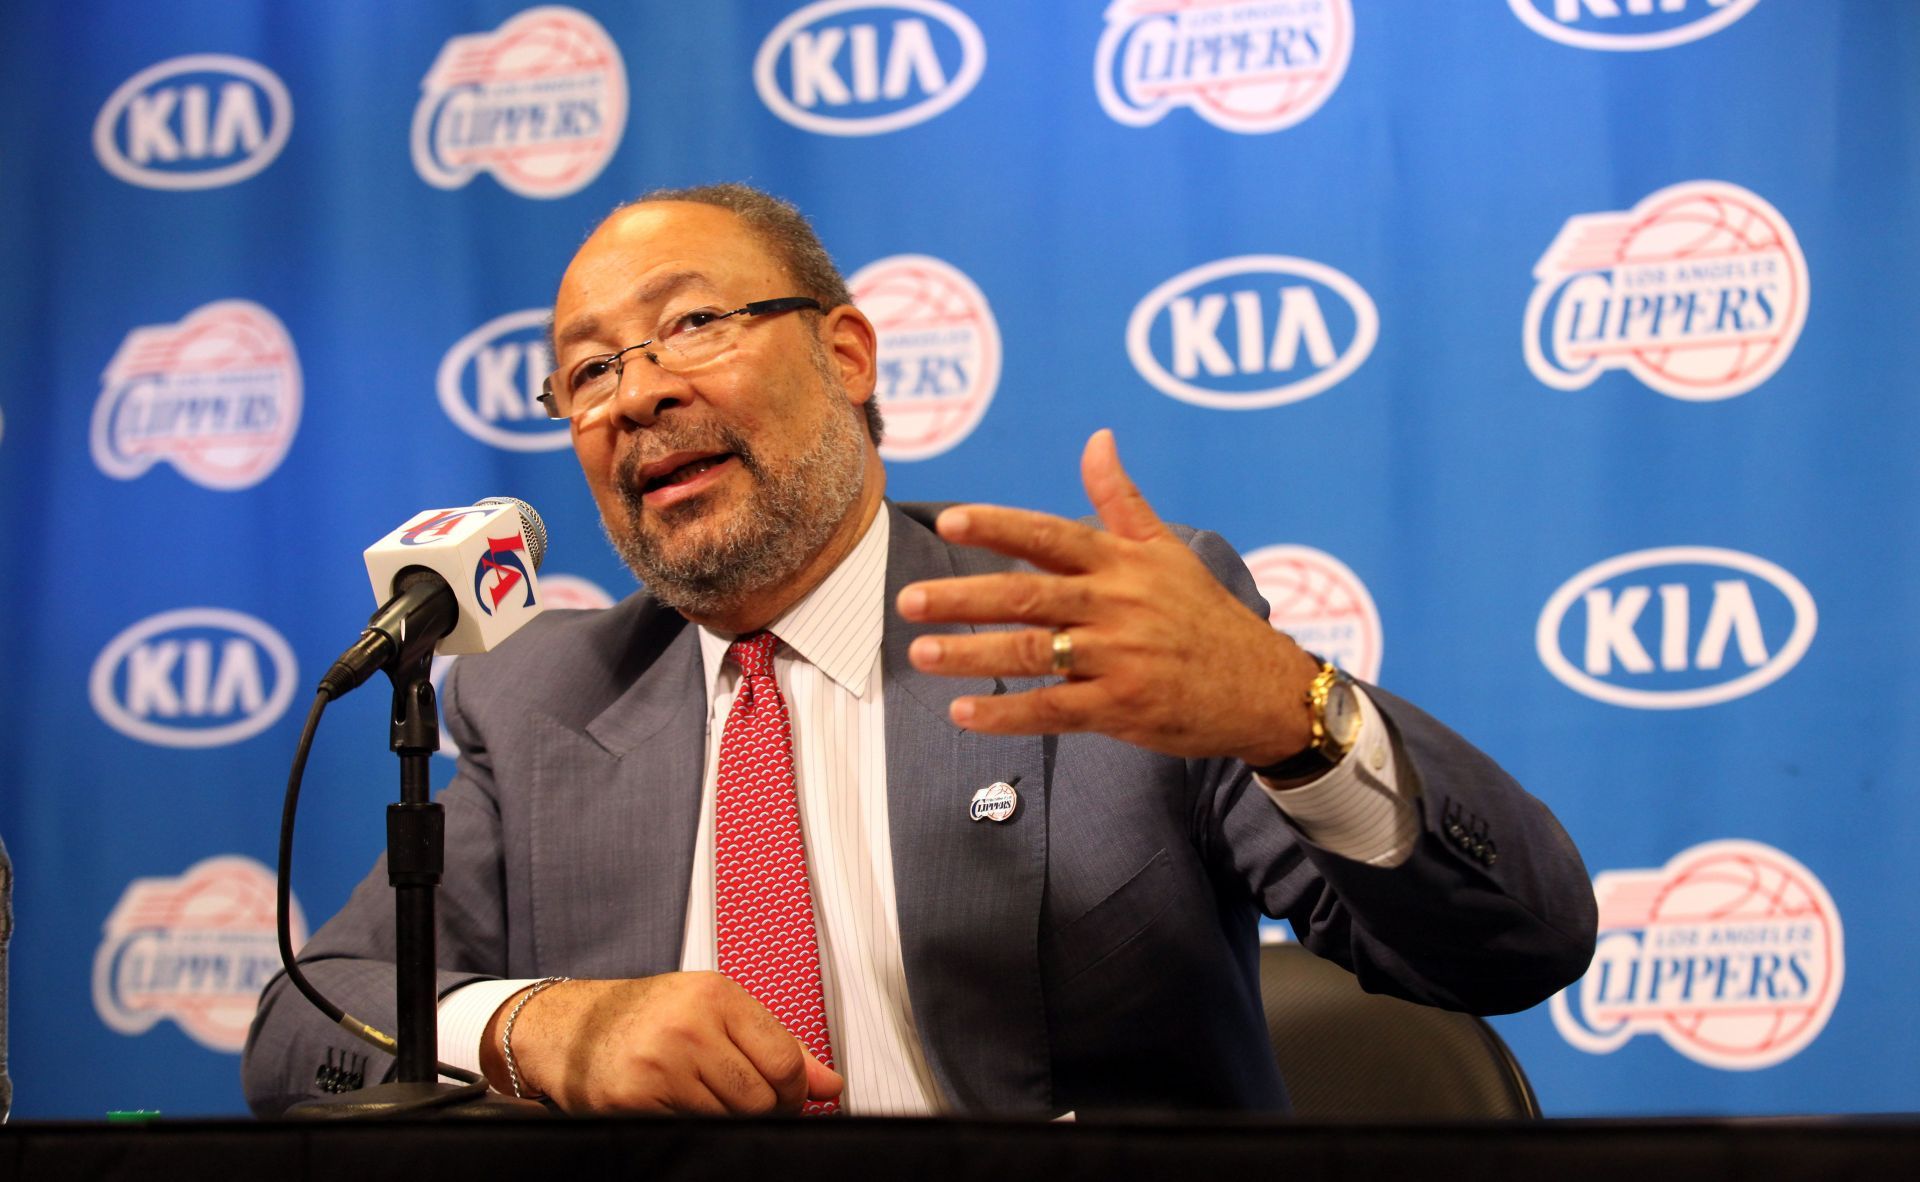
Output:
[{"xmin": 969, "ymin": 781, "xmax": 1018, "ymax": 823}]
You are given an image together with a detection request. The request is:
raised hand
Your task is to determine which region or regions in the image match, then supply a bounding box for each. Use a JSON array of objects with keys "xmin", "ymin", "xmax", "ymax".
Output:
[{"xmin": 896, "ymin": 429, "xmax": 1321, "ymax": 766}]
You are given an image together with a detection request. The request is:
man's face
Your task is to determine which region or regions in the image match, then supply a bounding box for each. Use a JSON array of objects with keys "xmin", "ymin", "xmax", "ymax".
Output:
[{"xmin": 552, "ymin": 202, "xmax": 876, "ymax": 619}]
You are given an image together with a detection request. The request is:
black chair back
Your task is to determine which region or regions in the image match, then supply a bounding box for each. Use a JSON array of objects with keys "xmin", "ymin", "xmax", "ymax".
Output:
[{"xmin": 1258, "ymin": 941, "xmax": 1540, "ymax": 1119}]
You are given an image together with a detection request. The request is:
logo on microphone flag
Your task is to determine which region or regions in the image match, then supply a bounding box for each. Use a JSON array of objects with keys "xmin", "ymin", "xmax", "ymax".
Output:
[
  {"xmin": 365, "ymin": 503, "xmax": 544, "ymax": 653},
  {"xmin": 432, "ymin": 573, "xmax": 610, "ymax": 761},
  {"xmin": 474, "ymin": 534, "xmax": 536, "ymax": 615},
  {"xmin": 402, "ymin": 508, "xmax": 496, "ymax": 546}
]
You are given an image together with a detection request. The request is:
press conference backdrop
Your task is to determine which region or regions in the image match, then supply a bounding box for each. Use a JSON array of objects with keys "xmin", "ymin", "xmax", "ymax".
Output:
[{"xmin": 1, "ymin": 0, "xmax": 1913, "ymax": 1119}]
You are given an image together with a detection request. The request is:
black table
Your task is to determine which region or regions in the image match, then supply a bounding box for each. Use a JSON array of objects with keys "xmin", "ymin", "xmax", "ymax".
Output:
[
  {"xmin": 5, "ymin": 1113, "xmax": 1918, "ymax": 1181},
  {"xmin": 11, "ymin": 1112, "xmax": 1920, "ymax": 1174}
]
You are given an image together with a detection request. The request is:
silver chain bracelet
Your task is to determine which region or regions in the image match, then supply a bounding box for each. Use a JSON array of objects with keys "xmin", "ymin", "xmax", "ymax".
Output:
[{"xmin": 502, "ymin": 976, "xmax": 570, "ymax": 1100}]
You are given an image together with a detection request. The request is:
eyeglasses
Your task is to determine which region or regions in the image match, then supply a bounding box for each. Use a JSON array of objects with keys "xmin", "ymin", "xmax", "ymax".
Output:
[{"xmin": 539, "ymin": 296, "xmax": 823, "ymax": 420}]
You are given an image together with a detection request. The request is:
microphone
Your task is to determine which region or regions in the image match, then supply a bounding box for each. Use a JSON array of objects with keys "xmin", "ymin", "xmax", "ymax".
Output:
[{"xmin": 318, "ymin": 496, "xmax": 548, "ymax": 698}]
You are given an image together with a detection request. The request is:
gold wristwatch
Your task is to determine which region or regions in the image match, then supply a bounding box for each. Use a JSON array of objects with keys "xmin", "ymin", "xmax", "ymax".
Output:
[{"xmin": 1251, "ymin": 659, "xmax": 1362, "ymax": 780}]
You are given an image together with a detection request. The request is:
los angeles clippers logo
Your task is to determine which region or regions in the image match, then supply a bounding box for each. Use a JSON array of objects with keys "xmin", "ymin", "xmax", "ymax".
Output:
[
  {"xmin": 93, "ymin": 855, "xmax": 307, "ymax": 1052},
  {"xmin": 411, "ymin": 6, "xmax": 628, "ymax": 198},
  {"xmin": 400, "ymin": 508, "xmax": 494, "ymax": 545},
  {"xmin": 1243, "ymin": 544, "xmax": 1382, "ymax": 681},
  {"xmin": 91, "ymin": 300, "xmax": 302, "ymax": 490},
  {"xmin": 1552, "ymin": 840, "xmax": 1843, "ymax": 1070},
  {"xmin": 473, "ymin": 534, "xmax": 535, "ymax": 615},
  {"xmin": 1095, "ymin": 0, "xmax": 1353, "ymax": 134},
  {"xmin": 1524, "ymin": 181, "xmax": 1809, "ymax": 401},
  {"xmin": 849, "ymin": 254, "xmax": 1001, "ymax": 460}
]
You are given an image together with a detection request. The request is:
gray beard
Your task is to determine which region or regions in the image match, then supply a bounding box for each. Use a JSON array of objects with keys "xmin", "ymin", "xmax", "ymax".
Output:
[{"xmin": 605, "ymin": 401, "xmax": 868, "ymax": 619}]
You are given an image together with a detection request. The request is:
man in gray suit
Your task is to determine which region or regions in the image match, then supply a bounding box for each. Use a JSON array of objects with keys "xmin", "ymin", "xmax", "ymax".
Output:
[{"xmin": 244, "ymin": 185, "xmax": 1595, "ymax": 1117}]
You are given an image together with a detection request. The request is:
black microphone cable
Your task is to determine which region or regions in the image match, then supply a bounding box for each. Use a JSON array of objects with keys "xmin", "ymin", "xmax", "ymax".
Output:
[{"xmin": 276, "ymin": 687, "xmax": 485, "ymax": 1093}]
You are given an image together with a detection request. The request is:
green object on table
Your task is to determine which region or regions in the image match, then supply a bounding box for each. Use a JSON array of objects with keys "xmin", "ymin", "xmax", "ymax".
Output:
[{"xmin": 106, "ymin": 1110, "xmax": 161, "ymax": 1123}]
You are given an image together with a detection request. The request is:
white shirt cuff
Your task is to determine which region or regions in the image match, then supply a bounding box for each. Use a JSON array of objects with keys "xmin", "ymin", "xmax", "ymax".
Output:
[
  {"xmin": 436, "ymin": 978, "xmax": 540, "ymax": 1084},
  {"xmin": 1255, "ymin": 686, "xmax": 1418, "ymax": 867}
]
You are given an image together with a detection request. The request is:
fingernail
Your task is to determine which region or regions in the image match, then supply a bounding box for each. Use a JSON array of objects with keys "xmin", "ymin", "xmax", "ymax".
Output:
[
  {"xmin": 940, "ymin": 508, "xmax": 970, "ymax": 536},
  {"xmin": 899, "ymin": 586, "xmax": 926, "ymax": 616},
  {"xmin": 951, "ymin": 699, "xmax": 975, "ymax": 726},
  {"xmin": 910, "ymin": 636, "xmax": 942, "ymax": 665}
]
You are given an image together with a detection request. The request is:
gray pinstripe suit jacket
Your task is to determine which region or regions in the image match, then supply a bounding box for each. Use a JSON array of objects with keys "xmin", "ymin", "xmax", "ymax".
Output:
[{"xmin": 243, "ymin": 501, "xmax": 1596, "ymax": 1117}]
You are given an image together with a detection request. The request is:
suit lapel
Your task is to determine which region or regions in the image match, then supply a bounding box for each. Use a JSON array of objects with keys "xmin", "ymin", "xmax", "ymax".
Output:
[
  {"xmin": 883, "ymin": 503, "xmax": 1052, "ymax": 1112},
  {"xmin": 528, "ymin": 621, "xmax": 706, "ymax": 978}
]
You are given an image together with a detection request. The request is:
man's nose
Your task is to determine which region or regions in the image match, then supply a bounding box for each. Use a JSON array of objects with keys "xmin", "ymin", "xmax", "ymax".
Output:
[{"xmin": 610, "ymin": 356, "xmax": 692, "ymax": 427}]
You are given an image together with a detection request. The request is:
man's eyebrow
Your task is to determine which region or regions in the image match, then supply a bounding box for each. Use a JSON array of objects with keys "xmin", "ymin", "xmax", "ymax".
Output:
[
  {"xmin": 550, "ymin": 270, "xmax": 713, "ymax": 355},
  {"xmin": 633, "ymin": 269, "xmax": 710, "ymax": 306},
  {"xmin": 551, "ymin": 314, "xmax": 600, "ymax": 355}
]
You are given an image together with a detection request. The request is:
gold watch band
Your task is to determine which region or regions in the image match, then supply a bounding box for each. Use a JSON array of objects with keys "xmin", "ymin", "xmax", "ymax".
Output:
[{"xmin": 1306, "ymin": 661, "xmax": 1352, "ymax": 762}]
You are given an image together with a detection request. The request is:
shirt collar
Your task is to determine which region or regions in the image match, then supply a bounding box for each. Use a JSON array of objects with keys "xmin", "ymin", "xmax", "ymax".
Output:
[{"xmin": 697, "ymin": 506, "xmax": 890, "ymax": 698}]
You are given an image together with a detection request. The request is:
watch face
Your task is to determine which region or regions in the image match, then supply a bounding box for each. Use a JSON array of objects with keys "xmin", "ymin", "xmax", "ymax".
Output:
[{"xmin": 1324, "ymin": 679, "xmax": 1363, "ymax": 747}]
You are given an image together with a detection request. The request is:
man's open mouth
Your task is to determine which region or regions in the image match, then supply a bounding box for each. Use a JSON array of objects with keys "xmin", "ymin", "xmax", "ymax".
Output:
[{"xmin": 640, "ymin": 451, "xmax": 737, "ymax": 495}]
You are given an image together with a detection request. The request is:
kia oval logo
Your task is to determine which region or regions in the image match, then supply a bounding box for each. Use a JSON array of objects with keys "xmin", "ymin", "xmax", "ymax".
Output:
[
  {"xmin": 755, "ymin": 0, "xmax": 986, "ymax": 136},
  {"xmin": 1127, "ymin": 256, "xmax": 1378, "ymax": 410},
  {"xmin": 93, "ymin": 54, "xmax": 292, "ymax": 190},
  {"xmin": 1537, "ymin": 547, "xmax": 1816, "ymax": 709},
  {"xmin": 437, "ymin": 309, "xmax": 569, "ymax": 452},
  {"xmin": 90, "ymin": 608, "xmax": 298, "ymax": 747},
  {"xmin": 1508, "ymin": 0, "xmax": 1762, "ymax": 52}
]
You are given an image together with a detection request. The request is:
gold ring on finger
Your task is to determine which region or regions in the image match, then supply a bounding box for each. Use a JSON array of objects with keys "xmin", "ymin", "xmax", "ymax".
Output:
[{"xmin": 1050, "ymin": 629, "xmax": 1074, "ymax": 677}]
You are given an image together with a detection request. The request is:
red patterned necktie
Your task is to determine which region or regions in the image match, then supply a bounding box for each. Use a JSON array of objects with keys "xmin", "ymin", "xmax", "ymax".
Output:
[{"xmin": 714, "ymin": 630, "xmax": 839, "ymax": 1114}]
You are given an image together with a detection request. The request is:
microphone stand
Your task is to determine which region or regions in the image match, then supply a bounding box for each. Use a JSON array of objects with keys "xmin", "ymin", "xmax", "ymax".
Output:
[{"xmin": 289, "ymin": 655, "xmax": 544, "ymax": 1118}]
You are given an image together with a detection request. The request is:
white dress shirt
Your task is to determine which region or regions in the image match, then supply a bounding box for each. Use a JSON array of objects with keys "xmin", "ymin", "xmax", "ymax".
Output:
[{"xmin": 438, "ymin": 509, "xmax": 1417, "ymax": 1110}]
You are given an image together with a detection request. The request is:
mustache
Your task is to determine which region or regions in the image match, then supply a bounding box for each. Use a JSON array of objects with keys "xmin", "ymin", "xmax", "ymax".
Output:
[{"xmin": 613, "ymin": 420, "xmax": 759, "ymax": 504}]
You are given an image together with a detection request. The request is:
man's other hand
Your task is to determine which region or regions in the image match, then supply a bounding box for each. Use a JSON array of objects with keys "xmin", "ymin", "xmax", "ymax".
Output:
[
  {"xmin": 897, "ymin": 429, "xmax": 1321, "ymax": 767},
  {"xmin": 479, "ymin": 972, "xmax": 844, "ymax": 1114}
]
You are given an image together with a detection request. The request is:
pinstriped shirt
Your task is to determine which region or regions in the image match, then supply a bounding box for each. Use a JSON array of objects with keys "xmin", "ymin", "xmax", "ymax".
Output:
[
  {"xmin": 681, "ymin": 507, "xmax": 941, "ymax": 1114},
  {"xmin": 438, "ymin": 508, "xmax": 1415, "ymax": 1109}
]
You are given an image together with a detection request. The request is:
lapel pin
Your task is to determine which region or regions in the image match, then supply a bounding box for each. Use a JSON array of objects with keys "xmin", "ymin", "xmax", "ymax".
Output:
[{"xmin": 969, "ymin": 780, "xmax": 1018, "ymax": 823}]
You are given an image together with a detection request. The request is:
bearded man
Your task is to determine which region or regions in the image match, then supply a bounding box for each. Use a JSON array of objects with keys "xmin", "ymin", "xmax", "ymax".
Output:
[{"xmin": 244, "ymin": 184, "xmax": 1595, "ymax": 1118}]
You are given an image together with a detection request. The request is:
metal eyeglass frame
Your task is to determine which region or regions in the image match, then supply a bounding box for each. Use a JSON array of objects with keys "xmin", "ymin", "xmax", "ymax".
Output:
[{"xmin": 538, "ymin": 296, "xmax": 823, "ymax": 420}]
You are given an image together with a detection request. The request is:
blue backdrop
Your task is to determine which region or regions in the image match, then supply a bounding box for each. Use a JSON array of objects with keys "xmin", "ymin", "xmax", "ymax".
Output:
[{"xmin": 2, "ymin": 0, "xmax": 1915, "ymax": 1118}]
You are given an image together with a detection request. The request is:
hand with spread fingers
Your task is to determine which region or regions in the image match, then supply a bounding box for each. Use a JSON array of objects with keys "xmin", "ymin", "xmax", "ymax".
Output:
[{"xmin": 897, "ymin": 429, "xmax": 1325, "ymax": 767}]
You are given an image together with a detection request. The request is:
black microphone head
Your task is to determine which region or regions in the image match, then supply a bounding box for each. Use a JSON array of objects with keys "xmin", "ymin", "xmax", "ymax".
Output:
[{"xmin": 477, "ymin": 496, "xmax": 548, "ymax": 570}]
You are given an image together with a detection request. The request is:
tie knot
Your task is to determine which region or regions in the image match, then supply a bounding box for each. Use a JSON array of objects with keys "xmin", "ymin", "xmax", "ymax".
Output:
[{"xmin": 727, "ymin": 631, "xmax": 780, "ymax": 679}]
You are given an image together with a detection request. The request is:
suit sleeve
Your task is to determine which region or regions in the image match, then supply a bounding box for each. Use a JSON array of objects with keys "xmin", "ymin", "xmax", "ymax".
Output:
[
  {"xmin": 239, "ymin": 659, "xmax": 511, "ymax": 1116},
  {"xmin": 1187, "ymin": 528, "xmax": 1598, "ymax": 1014}
]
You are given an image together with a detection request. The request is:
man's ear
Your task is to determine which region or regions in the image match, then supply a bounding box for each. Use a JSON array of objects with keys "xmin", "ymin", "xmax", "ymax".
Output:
[{"xmin": 821, "ymin": 304, "xmax": 878, "ymax": 404}]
